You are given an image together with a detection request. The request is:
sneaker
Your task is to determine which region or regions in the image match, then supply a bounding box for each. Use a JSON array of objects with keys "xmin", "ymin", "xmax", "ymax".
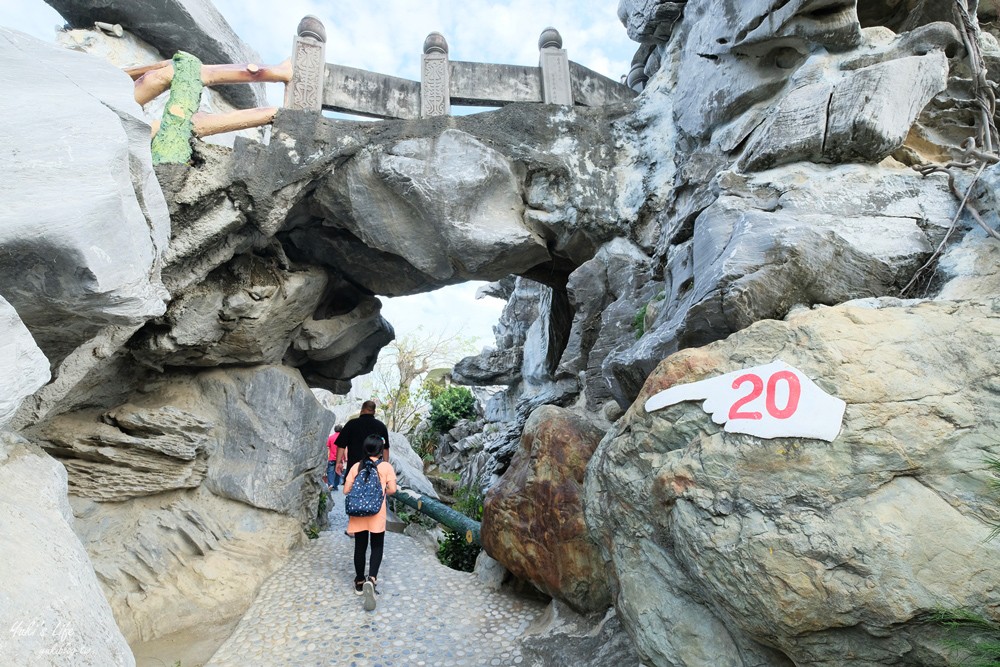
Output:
[
  {"xmin": 362, "ymin": 579, "xmax": 376, "ymax": 611},
  {"xmin": 354, "ymin": 579, "xmax": 365, "ymax": 596}
]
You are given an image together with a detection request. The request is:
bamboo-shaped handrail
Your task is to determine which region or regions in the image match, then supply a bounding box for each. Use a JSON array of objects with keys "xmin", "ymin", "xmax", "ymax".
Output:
[{"xmin": 391, "ymin": 488, "xmax": 482, "ymax": 545}]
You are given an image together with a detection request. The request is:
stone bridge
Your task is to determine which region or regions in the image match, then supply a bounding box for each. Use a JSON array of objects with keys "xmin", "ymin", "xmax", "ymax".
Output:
[{"xmin": 283, "ymin": 16, "xmax": 636, "ymax": 118}]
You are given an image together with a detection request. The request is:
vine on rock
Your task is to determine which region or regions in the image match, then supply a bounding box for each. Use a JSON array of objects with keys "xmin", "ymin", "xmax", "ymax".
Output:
[{"xmin": 903, "ymin": 0, "xmax": 1000, "ymax": 296}]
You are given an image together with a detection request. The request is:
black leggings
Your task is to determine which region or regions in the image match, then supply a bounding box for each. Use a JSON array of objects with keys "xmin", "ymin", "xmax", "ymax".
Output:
[{"xmin": 354, "ymin": 530, "xmax": 385, "ymax": 581}]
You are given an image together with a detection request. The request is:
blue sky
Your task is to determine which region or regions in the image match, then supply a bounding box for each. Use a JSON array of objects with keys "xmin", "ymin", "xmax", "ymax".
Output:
[{"xmin": 2, "ymin": 0, "xmax": 638, "ymax": 351}]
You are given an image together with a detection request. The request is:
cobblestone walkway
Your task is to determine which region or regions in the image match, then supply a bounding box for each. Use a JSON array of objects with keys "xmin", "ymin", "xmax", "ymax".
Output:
[{"xmin": 207, "ymin": 494, "xmax": 546, "ymax": 667}]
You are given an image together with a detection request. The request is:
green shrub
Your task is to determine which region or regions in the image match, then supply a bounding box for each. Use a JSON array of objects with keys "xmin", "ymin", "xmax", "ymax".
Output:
[
  {"xmin": 436, "ymin": 484, "xmax": 483, "ymax": 571},
  {"xmin": 437, "ymin": 529, "xmax": 480, "ymax": 572},
  {"xmin": 410, "ymin": 427, "xmax": 438, "ymax": 462},
  {"xmin": 454, "ymin": 484, "xmax": 484, "ymax": 521},
  {"xmin": 317, "ymin": 488, "xmax": 328, "ymax": 517},
  {"xmin": 429, "ymin": 386, "xmax": 476, "ymax": 433}
]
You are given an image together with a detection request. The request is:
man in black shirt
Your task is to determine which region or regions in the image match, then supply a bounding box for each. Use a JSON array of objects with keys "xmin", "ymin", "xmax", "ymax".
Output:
[{"xmin": 335, "ymin": 400, "xmax": 390, "ymax": 479}]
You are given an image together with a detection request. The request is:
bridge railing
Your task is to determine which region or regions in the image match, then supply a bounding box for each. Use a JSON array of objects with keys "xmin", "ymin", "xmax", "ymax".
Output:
[
  {"xmin": 136, "ymin": 15, "xmax": 636, "ymax": 161},
  {"xmin": 287, "ymin": 18, "xmax": 636, "ymax": 119}
]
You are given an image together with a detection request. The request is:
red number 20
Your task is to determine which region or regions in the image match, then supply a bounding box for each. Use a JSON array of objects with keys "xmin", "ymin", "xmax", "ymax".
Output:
[{"xmin": 728, "ymin": 371, "xmax": 801, "ymax": 421}]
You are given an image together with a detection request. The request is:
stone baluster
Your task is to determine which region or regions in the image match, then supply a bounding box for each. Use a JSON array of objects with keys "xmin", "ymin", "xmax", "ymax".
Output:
[
  {"xmin": 421, "ymin": 32, "xmax": 450, "ymax": 117},
  {"xmin": 284, "ymin": 15, "xmax": 327, "ymax": 111},
  {"xmin": 538, "ymin": 27, "xmax": 573, "ymax": 106}
]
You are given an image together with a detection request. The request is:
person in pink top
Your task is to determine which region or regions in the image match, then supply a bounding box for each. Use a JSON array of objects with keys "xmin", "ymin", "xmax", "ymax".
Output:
[
  {"xmin": 343, "ymin": 434, "xmax": 397, "ymax": 611},
  {"xmin": 326, "ymin": 424, "xmax": 342, "ymax": 490}
]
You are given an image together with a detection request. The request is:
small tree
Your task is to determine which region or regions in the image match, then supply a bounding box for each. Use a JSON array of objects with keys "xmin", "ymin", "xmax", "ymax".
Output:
[{"xmin": 368, "ymin": 329, "xmax": 476, "ymax": 434}]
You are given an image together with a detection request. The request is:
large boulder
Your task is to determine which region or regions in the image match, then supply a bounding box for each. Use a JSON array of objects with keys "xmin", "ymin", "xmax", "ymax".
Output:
[
  {"xmin": 0, "ymin": 433, "xmax": 134, "ymax": 666},
  {"xmin": 29, "ymin": 403, "xmax": 213, "ymax": 502},
  {"xmin": 0, "ymin": 28, "xmax": 169, "ymax": 364},
  {"xmin": 587, "ymin": 298, "xmax": 1000, "ymax": 666},
  {"xmin": 196, "ymin": 365, "xmax": 334, "ymax": 524},
  {"xmin": 29, "ymin": 364, "xmax": 333, "ymax": 524},
  {"xmin": 482, "ymin": 405, "xmax": 610, "ymax": 613},
  {"xmin": 317, "ymin": 129, "xmax": 550, "ymax": 288},
  {"xmin": 387, "ymin": 432, "xmax": 438, "ymax": 499}
]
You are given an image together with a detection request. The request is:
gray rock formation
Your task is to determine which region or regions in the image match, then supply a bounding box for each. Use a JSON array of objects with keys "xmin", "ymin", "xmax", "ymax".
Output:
[
  {"xmin": 0, "ymin": 28, "xmax": 169, "ymax": 365},
  {"xmin": 388, "ymin": 431, "xmax": 438, "ymax": 499},
  {"xmin": 587, "ymin": 298, "xmax": 1000, "ymax": 666},
  {"xmin": 318, "ymin": 129, "xmax": 550, "ymax": 286},
  {"xmin": 522, "ymin": 602, "xmax": 642, "ymax": 667},
  {"xmin": 72, "ymin": 486, "xmax": 302, "ymax": 643},
  {"xmin": 0, "ymin": 433, "xmax": 134, "ymax": 666},
  {"xmin": 5, "ymin": 0, "xmax": 1000, "ymax": 663},
  {"xmin": 30, "ymin": 404, "xmax": 212, "ymax": 502},
  {"xmin": 604, "ymin": 162, "xmax": 958, "ymax": 405},
  {"xmin": 42, "ymin": 0, "xmax": 266, "ymax": 108},
  {"xmin": 195, "ymin": 365, "xmax": 334, "ymax": 525},
  {"xmin": 132, "ymin": 255, "xmax": 328, "ymax": 368},
  {"xmin": 0, "ymin": 297, "xmax": 50, "ymax": 428}
]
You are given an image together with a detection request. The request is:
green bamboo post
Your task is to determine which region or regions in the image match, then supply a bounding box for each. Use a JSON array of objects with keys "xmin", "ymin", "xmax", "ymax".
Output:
[
  {"xmin": 392, "ymin": 488, "xmax": 481, "ymax": 545},
  {"xmin": 151, "ymin": 51, "xmax": 203, "ymax": 165}
]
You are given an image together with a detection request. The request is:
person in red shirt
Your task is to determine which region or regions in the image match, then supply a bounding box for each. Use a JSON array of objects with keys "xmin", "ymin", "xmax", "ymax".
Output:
[{"xmin": 326, "ymin": 424, "xmax": 343, "ymax": 490}]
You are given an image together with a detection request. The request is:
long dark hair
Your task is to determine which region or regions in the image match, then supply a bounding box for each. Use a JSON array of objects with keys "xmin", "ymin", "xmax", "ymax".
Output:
[{"xmin": 363, "ymin": 434, "xmax": 385, "ymax": 458}]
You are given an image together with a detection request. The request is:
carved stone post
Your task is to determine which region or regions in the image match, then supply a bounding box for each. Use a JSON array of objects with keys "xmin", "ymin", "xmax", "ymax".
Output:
[
  {"xmin": 284, "ymin": 15, "xmax": 326, "ymax": 111},
  {"xmin": 421, "ymin": 32, "xmax": 450, "ymax": 117},
  {"xmin": 538, "ymin": 27, "xmax": 573, "ymax": 106}
]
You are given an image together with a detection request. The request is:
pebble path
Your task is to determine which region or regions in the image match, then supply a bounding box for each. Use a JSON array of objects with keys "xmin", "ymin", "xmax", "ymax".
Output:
[{"xmin": 207, "ymin": 493, "xmax": 547, "ymax": 667}]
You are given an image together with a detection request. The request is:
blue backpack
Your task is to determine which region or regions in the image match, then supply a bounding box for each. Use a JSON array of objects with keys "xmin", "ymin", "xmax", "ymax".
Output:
[{"xmin": 345, "ymin": 459, "xmax": 385, "ymax": 517}]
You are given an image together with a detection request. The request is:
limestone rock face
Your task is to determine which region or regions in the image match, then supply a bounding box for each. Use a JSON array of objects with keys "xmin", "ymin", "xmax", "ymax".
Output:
[
  {"xmin": 194, "ymin": 366, "xmax": 334, "ymax": 524},
  {"xmin": 0, "ymin": 433, "xmax": 134, "ymax": 666},
  {"xmin": 388, "ymin": 432, "xmax": 439, "ymax": 499},
  {"xmin": 605, "ymin": 162, "xmax": 958, "ymax": 406},
  {"xmin": 30, "ymin": 405, "xmax": 213, "ymax": 502},
  {"xmin": 0, "ymin": 296, "xmax": 50, "ymax": 428},
  {"xmin": 132, "ymin": 254, "xmax": 328, "ymax": 368},
  {"xmin": 522, "ymin": 602, "xmax": 643, "ymax": 667},
  {"xmin": 29, "ymin": 364, "xmax": 332, "ymax": 524},
  {"xmin": 558, "ymin": 239, "xmax": 656, "ymax": 409},
  {"xmin": 586, "ymin": 299, "xmax": 1000, "ymax": 666},
  {"xmin": 482, "ymin": 405, "xmax": 609, "ymax": 613},
  {"xmin": 320, "ymin": 129, "xmax": 549, "ymax": 286},
  {"xmin": 0, "ymin": 29, "xmax": 169, "ymax": 364},
  {"xmin": 737, "ymin": 29, "xmax": 954, "ymax": 171},
  {"xmin": 287, "ymin": 295, "xmax": 396, "ymax": 393},
  {"xmin": 72, "ymin": 486, "xmax": 302, "ymax": 643},
  {"xmin": 153, "ymin": 142, "xmax": 253, "ymax": 295},
  {"xmin": 42, "ymin": 0, "xmax": 266, "ymax": 108},
  {"xmin": 618, "ymin": 0, "xmax": 686, "ymax": 43}
]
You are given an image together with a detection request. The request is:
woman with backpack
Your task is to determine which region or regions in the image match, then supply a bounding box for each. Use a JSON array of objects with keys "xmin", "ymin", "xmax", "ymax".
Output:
[{"xmin": 343, "ymin": 434, "xmax": 397, "ymax": 611}]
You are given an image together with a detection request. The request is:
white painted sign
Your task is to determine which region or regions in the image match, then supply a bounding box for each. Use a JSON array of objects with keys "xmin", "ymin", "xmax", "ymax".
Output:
[{"xmin": 644, "ymin": 360, "xmax": 845, "ymax": 441}]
